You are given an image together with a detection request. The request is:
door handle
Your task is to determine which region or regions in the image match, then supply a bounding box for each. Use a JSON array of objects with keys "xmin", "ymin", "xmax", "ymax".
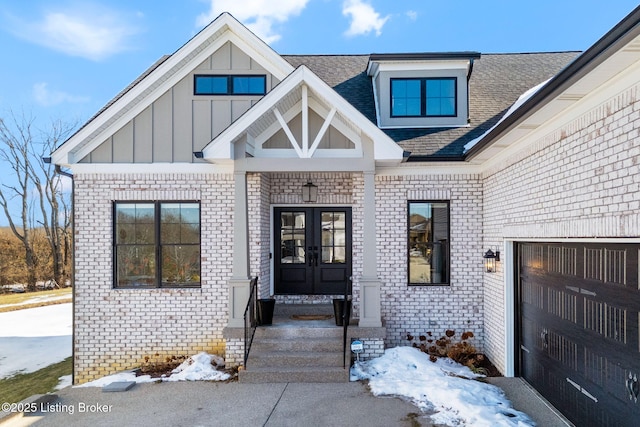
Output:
[
  {"xmin": 314, "ymin": 252, "xmax": 319, "ymax": 267},
  {"xmin": 308, "ymin": 247, "xmax": 313, "ymax": 266}
]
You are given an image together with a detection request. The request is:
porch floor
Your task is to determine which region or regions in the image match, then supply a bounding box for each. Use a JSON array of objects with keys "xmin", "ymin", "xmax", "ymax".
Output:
[{"xmin": 268, "ymin": 303, "xmax": 342, "ymax": 328}]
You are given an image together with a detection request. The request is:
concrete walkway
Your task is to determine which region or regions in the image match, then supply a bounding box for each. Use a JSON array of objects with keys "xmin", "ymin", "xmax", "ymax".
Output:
[{"xmin": 3, "ymin": 378, "xmax": 572, "ymax": 427}]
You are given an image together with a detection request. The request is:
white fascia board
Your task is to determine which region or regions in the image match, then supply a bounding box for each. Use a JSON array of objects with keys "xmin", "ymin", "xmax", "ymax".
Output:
[
  {"xmin": 376, "ymin": 161, "xmax": 481, "ymax": 176},
  {"xmin": 375, "ymin": 60, "xmax": 470, "ymax": 73},
  {"xmin": 69, "ymin": 162, "xmax": 233, "ymax": 175},
  {"xmin": 51, "ymin": 12, "xmax": 293, "ymax": 166}
]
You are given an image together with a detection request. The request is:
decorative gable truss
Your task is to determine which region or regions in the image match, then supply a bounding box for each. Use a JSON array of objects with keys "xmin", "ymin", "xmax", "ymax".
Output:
[{"xmin": 202, "ymin": 65, "xmax": 404, "ymax": 168}]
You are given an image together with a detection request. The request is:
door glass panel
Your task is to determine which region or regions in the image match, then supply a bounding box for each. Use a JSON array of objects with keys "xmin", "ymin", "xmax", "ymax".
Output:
[
  {"xmin": 321, "ymin": 211, "xmax": 346, "ymax": 264},
  {"xmin": 280, "ymin": 212, "xmax": 305, "ymax": 264}
]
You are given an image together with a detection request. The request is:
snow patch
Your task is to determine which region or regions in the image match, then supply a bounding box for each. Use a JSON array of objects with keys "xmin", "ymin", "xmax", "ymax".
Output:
[
  {"xmin": 351, "ymin": 347, "xmax": 534, "ymax": 427},
  {"xmin": 78, "ymin": 352, "xmax": 230, "ymax": 387}
]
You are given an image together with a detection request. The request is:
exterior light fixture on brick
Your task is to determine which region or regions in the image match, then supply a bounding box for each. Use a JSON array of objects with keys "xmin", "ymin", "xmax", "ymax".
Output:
[
  {"xmin": 483, "ymin": 248, "xmax": 500, "ymax": 273},
  {"xmin": 302, "ymin": 181, "xmax": 318, "ymax": 203}
]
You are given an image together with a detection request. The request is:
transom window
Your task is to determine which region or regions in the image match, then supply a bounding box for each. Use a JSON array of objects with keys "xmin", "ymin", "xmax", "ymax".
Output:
[
  {"xmin": 114, "ymin": 202, "xmax": 201, "ymax": 288},
  {"xmin": 408, "ymin": 201, "xmax": 450, "ymax": 285},
  {"xmin": 194, "ymin": 75, "xmax": 266, "ymax": 95},
  {"xmin": 391, "ymin": 78, "xmax": 456, "ymax": 117}
]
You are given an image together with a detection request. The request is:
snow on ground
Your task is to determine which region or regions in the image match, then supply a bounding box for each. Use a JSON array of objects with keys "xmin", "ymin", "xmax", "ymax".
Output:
[
  {"xmin": 0, "ymin": 303, "xmax": 72, "ymax": 378},
  {"xmin": 77, "ymin": 352, "xmax": 230, "ymax": 387},
  {"xmin": 351, "ymin": 346, "xmax": 534, "ymax": 427}
]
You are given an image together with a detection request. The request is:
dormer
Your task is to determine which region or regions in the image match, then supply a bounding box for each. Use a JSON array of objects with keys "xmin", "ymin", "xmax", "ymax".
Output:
[{"xmin": 367, "ymin": 52, "xmax": 480, "ymax": 129}]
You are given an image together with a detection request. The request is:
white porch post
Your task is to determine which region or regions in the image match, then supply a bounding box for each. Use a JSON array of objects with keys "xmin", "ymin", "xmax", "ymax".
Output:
[
  {"xmin": 359, "ymin": 139, "xmax": 382, "ymax": 327},
  {"xmin": 227, "ymin": 170, "xmax": 251, "ymax": 328}
]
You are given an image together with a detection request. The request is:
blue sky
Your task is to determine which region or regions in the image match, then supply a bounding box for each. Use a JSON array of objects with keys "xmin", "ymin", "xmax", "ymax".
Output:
[{"xmin": 1, "ymin": 0, "xmax": 638, "ymax": 127}]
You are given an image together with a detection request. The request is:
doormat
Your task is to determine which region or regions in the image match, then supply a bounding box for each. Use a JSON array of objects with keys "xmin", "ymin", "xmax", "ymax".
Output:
[{"xmin": 290, "ymin": 314, "xmax": 333, "ymax": 321}]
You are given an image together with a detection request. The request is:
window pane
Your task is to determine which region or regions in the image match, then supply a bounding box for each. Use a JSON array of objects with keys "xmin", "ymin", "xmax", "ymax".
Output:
[
  {"xmin": 232, "ymin": 76, "xmax": 266, "ymax": 94},
  {"xmin": 426, "ymin": 78, "xmax": 455, "ymax": 117},
  {"xmin": 440, "ymin": 97, "xmax": 455, "ymax": 116},
  {"xmin": 441, "ymin": 79, "xmax": 455, "ymax": 97},
  {"xmin": 195, "ymin": 76, "xmax": 227, "ymax": 94},
  {"xmin": 116, "ymin": 245, "xmax": 156, "ymax": 287},
  {"xmin": 248, "ymin": 76, "xmax": 266, "ymax": 94},
  {"xmin": 408, "ymin": 202, "xmax": 449, "ymax": 285},
  {"xmin": 161, "ymin": 203, "xmax": 200, "ymax": 245},
  {"xmin": 161, "ymin": 245, "xmax": 200, "ymax": 286},
  {"xmin": 392, "ymin": 79, "xmax": 421, "ymax": 116},
  {"xmin": 280, "ymin": 212, "xmax": 305, "ymax": 264},
  {"xmin": 406, "ymin": 98, "xmax": 421, "ymax": 116},
  {"xmin": 135, "ymin": 223, "xmax": 155, "ymax": 244},
  {"xmin": 426, "ymin": 98, "xmax": 442, "ymax": 116}
]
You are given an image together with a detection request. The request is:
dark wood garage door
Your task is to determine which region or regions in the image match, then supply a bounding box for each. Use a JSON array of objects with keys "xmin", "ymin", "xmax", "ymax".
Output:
[{"xmin": 517, "ymin": 242, "xmax": 640, "ymax": 426}]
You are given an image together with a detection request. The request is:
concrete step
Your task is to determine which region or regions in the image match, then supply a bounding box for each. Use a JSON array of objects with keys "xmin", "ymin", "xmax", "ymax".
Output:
[
  {"xmin": 255, "ymin": 326, "xmax": 343, "ymax": 340},
  {"xmin": 249, "ymin": 351, "xmax": 344, "ymax": 368},
  {"xmin": 251, "ymin": 337, "xmax": 343, "ymax": 352},
  {"xmin": 239, "ymin": 366, "xmax": 349, "ymax": 383}
]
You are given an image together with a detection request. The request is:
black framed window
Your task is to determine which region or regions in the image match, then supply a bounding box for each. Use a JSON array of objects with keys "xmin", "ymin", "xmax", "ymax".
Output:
[
  {"xmin": 114, "ymin": 202, "xmax": 201, "ymax": 288},
  {"xmin": 194, "ymin": 75, "xmax": 266, "ymax": 95},
  {"xmin": 408, "ymin": 201, "xmax": 449, "ymax": 285},
  {"xmin": 391, "ymin": 77, "xmax": 456, "ymax": 117}
]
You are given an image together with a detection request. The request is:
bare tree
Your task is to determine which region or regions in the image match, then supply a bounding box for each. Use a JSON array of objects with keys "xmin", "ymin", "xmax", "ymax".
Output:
[
  {"xmin": 30, "ymin": 119, "xmax": 75, "ymax": 287},
  {"xmin": 0, "ymin": 111, "xmax": 74, "ymax": 290},
  {"xmin": 0, "ymin": 112, "xmax": 39, "ymax": 290}
]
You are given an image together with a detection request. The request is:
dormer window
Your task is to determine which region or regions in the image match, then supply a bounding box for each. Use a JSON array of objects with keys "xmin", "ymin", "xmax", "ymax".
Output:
[
  {"xmin": 367, "ymin": 52, "xmax": 480, "ymax": 129},
  {"xmin": 391, "ymin": 78, "xmax": 456, "ymax": 118},
  {"xmin": 194, "ymin": 75, "xmax": 266, "ymax": 95}
]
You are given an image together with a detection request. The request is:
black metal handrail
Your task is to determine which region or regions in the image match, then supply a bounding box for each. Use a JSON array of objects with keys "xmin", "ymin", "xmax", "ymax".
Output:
[
  {"xmin": 243, "ymin": 277, "xmax": 259, "ymax": 367},
  {"xmin": 342, "ymin": 276, "xmax": 352, "ymax": 368}
]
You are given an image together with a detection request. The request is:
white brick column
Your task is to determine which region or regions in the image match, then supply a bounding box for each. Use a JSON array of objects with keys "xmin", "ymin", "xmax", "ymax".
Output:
[{"xmin": 228, "ymin": 170, "xmax": 251, "ymax": 328}]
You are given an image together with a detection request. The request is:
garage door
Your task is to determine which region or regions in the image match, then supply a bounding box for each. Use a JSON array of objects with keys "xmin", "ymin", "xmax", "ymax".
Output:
[{"xmin": 517, "ymin": 242, "xmax": 640, "ymax": 426}]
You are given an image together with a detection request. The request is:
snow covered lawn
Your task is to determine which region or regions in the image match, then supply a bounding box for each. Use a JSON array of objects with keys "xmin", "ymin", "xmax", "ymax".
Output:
[
  {"xmin": 0, "ymin": 303, "xmax": 72, "ymax": 379},
  {"xmin": 351, "ymin": 346, "xmax": 534, "ymax": 427}
]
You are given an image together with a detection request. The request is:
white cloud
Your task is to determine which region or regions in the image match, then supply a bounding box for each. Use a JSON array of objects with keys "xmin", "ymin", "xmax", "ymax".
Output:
[
  {"xmin": 342, "ymin": 0, "xmax": 389, "ymax": 37},
  {"xmin": 196, "ymin": 0, "xmax": 309, "ymax": 44},
  {"xmin": 32, "ymin": 83, "xmax": 89, "ymax": 107},
  {"xmin": 406, "ymin": 10, "xmax": 418, "ymax": 21},
  {"xmin": 6, "ymin": 6, "xmax": 141, "ymax": 61}
]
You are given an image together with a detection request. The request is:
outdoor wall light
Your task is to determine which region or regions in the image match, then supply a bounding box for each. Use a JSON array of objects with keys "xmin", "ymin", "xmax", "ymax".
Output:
[
  {"xmin": 302, "ymin": 181, "xmax": 318, "ymax": 203},
  {"xmin": 483, "ymin": 249, "xmax": 500, "ymax": 273}
]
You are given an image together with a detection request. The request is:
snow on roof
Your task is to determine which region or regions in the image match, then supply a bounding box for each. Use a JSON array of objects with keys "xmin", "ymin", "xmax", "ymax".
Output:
[{"xmin": 463, "ymin": 79, "xmax": 550, "ymax": 153}]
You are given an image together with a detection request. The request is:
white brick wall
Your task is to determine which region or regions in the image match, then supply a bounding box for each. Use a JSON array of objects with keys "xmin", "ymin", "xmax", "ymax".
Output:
[
  {"xmin": 482, "ymin": 82, "xmax": 640, "ymax": 373},
  {"xmin": 375, "ymin": 174, "xmax": 485, "ymax": 350},
  {"xmin": 73, "ymin": 173, "xmax": 234, "ymax": 383}
]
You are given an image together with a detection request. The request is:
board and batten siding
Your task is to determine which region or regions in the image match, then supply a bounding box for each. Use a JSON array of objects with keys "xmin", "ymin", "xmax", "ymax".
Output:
[{"xmin": 81, "ymin": 42, "xmax": 278, "ymax": 163}]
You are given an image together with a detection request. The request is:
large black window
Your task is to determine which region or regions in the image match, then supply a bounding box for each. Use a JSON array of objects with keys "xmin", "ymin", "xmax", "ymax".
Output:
[
  {"xmin": 114, "ymin": 202, "xmax": 201, "ymax": 288},
  {"xmin": 194, "ymin": 75, "xmax": 266, "ymax": 95},
  {"xmin": 408, "ymin": 201, "xmax": 449, "ymax": 285},
  {"xmin": 391, "ymin": 78, "xmax": 456, "ymax": 117}
]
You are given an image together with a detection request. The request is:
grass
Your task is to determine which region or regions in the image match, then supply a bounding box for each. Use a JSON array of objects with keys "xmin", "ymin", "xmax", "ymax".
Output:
[
  {"xmin": 0, "ymin": 357, "xmax": 72, "ymax": 404},
  {"xmin": 0, "ymin": 288, "xmax": 72, "ymax": 313}
]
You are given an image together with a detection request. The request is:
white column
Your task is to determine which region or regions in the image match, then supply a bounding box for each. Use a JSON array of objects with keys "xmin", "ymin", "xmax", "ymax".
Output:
[
  {"xmin": 227, "ymin": 171, "xmax": 251, "ymax": 328},
  {"xmin": 359, "ymin": 137, "xmax": 382, "ymax": 327}
]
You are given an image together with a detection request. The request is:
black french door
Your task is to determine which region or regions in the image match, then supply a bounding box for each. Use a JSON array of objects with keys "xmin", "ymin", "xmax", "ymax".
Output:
[{"xmin": 274, "ymin": 207, "xmax": 352, "ymax": 295}]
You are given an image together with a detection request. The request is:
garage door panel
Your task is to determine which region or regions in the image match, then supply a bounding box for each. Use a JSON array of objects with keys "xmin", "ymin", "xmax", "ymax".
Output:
[{"xmin": 518, "ymin": 242, "xmax": 640, "ymax": 426}]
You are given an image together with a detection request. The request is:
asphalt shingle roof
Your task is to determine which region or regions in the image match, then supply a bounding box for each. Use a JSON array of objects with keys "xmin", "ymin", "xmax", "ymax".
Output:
[{"xmin": 284, "ymin": 52, "xmax": 579, "ymax": 159}]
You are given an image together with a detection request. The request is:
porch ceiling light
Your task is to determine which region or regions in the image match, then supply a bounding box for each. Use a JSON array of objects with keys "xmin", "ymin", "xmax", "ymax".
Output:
[
  {"xmin": 302, "ymin": 181, "xmax": 318, "ymax": 203},
  {"xmin": 483, "ymin": 249, "xmax": 500, "ymax": 273}
]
